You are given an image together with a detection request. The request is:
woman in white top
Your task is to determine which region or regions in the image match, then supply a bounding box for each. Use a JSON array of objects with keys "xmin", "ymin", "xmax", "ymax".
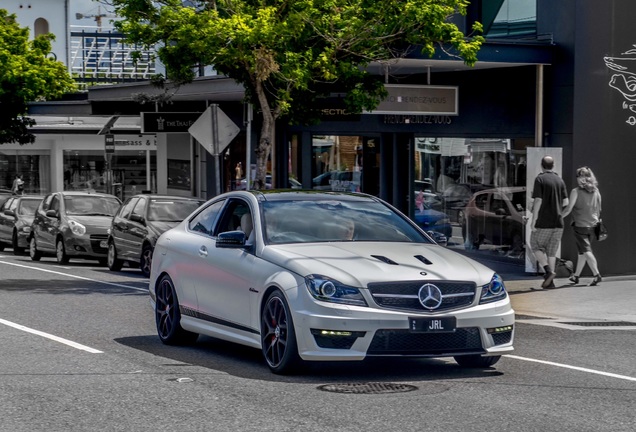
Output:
[{"xmin": 562, "ymin": 166, "xmax": 602, "ymax": 286}]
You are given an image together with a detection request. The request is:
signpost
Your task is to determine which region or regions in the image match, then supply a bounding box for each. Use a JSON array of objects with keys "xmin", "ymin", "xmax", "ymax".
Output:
[{"xmin": 188, "ymin": 105, "xmax": 241, "ymax": 196}]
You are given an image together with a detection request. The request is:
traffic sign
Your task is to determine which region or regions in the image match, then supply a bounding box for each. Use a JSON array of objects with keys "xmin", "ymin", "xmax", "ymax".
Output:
[{"xmin": 188, "ymin": 105, "xmax": 240, "ymax": 156}]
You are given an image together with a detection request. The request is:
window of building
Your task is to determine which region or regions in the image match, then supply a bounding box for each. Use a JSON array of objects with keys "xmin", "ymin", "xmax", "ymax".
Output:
[
  {"xmin": 34, "ymin": 18, "xmax": 49, "ymax": 37},
  {"xmin": 0, "ymin": 150, "xmax": 51, "ymax": 195},
  {"xmin": 483, "ymin": 0, "xmax": 537, "ymax": 38}
]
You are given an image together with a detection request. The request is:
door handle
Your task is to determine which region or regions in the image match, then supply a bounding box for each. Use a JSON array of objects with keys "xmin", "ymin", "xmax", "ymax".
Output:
[{"xmin": 198, "ymin": 246, "xmax": 208, "ymax": 257}]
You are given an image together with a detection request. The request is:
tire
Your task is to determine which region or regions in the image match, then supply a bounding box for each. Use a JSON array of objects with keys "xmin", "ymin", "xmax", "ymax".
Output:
[
  {"xmin": 155, "ymin": 274, "xmax": 198, "ymax": 345},
  {"xmin": 261, "ymin": 289, "xmax": 301, "ymax": 374},
  {"xmin": 12, "ymin": 230, "xmax": 24, "ymax": 255},
  {"xmin": 140, "ymin": 244, "xmax": 153, "ymax": 278},
  {"xmin": 454, "ymin": 354, "xmax": 501, "ymax": 368},
  {"xmin": 107, "ymin": 242, "xmax": 123, "ymax": 271},
  {"xmin": 0, "ymin": 242, "xmax": 4, "ymax": 252},
  {"xmin": 29, "ymin": 236, "xmax": 42, "ymax": 261},
  {"xmin": 56, "ymin": 238, "xmax": 70, "ymax": 264}
]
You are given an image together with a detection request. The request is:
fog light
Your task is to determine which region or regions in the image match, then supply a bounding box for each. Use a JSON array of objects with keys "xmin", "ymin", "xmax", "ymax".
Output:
[
  {"xmin": 487, "ymin": 325, "xmax": 513, "ymax": 334},
  {"xmin": 311, "ymin": 329, "xmax": 365, "ymax": 337}
]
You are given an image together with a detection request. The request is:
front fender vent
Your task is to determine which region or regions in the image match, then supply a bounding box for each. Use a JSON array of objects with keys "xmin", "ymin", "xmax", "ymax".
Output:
[{"xmin": 371, "ymin": 255, "xmax": 398, "ymax": 265}]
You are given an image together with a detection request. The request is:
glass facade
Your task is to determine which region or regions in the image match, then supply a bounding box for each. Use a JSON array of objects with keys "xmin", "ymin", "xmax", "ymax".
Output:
[
  {"xmin": 484, "ymin": 0, "xmax": 537, "ymax": 38},
  {"xmin": 63, "ymin": 149, "xmax": 156, "ymax": 201},
  {"xmin": 0, "ymin": 150, "xmax": 51, "ymax": 195},
  {"xmin": 413, "ymin": 137, "xmax": 531, "ymax": 262}
]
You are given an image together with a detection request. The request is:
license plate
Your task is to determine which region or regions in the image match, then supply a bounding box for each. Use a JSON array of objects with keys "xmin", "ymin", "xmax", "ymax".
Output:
[
  {"xmin": 100, "ymin": 240, "xmax": 108, "ymax": 248},
  {"xmin": 408, "ymin": 317, "xmax": 456, "ymax": 333}
]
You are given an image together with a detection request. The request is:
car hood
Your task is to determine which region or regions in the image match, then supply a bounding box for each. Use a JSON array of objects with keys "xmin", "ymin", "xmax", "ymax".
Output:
[
  {"xmin": 67, "ymin": 215, "xmax": 114, "ymax": 229},
  {"xmin": 261, "ymin": 242, "xmax": 495, "ymax": 287}
]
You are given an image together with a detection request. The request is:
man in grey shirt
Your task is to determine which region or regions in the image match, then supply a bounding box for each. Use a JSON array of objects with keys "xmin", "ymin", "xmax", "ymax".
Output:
[{"xmin": 530, "ymin": 156, "xmax": 569, "ymax": 288}]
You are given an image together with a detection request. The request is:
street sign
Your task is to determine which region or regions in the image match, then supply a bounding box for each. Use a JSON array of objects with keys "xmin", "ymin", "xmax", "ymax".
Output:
[
  {"xmin": 105, "ymin": 134, "xmax": 115, "ymax": 153},
  {"xmin": 188, "ymin": 105, "xmax": 241, "ymax": 156}
]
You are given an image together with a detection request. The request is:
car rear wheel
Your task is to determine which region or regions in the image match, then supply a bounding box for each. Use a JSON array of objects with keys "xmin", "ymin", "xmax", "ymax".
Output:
[
  {"xmin": 107, "ymin": 242, "xmax": 123, "ymax": 271},
  {"xmin": 140, "ymin": 245, "xmax": 153, "ymax": 278},
  {"xmin": 454, "ymin": 354, "xmax": 501, "ymax": 368},
  {"xmin": 29, "ymin": 237, "xmax": 41, "ymax": 261},
  {"xmin": 12, "ymin": 230, "xmax": 24, "ymax": 255},
  {"xmin": 155, "ymin": 274, "xmax": 198, "ymax": 345},
  {"xmin": 261, "ymin": 290, "xmax": 301, "ymax": 374},
  {"xmin": 56, "ymin": 239, "xmax": 70, "ymax": 264}
]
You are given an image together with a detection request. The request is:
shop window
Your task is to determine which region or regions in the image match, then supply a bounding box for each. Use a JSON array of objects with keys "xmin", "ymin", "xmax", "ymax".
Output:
[
  {"xmin": 0, "ymin": 150, "xmax": 51, "ymax": 195},
  {"xmin": 311, "ymin": 135, "xmax": 368, "ymax": 193}
]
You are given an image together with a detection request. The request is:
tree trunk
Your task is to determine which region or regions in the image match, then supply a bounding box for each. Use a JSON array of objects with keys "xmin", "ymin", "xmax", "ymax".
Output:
[{"xmin": 253, "ymin": 80, "xmax": 276, "ymax": 190}]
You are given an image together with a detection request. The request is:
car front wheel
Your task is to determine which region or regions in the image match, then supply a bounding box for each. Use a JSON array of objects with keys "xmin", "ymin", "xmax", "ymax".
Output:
[
  {"xmin": 107, "ymin": 242, "xmax": 123, "ymax": 271},
  {"xmin": 261, "ymin": 290, "xmax": 301, "ymax": 374},
  {"xmin": 454, "ymin": 354, "xmax": 501, "ymax": 368},
  {"xmin": 140, "ymin": 245, "xmax": 153, "ymax": 278},
  {"xmin": 56, "ymin": 239, "xmax": 70, "ymax": 264},
  {"xmin": 29, "ymin": 237, "xmax": 41, "ymax": 261},
  {"xmin": 155, "ymin": 274, "xmax": 198, "ymax": 345}
]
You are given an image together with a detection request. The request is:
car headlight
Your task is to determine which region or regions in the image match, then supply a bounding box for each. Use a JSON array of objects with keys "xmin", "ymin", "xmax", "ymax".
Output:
[
  {"xmin": 68, "ymin": 219, "xmax": 86, "ymax": 236},
  {"xmin": 21, "ymin": 226, "xmax": 31, "ymax": 233},
  {"xmin": 480, "ymin": 273, "xmax": 507, "ymax": 304},
  {"xmin": 305, "ymin": 275, "xmax": 367, "ymax": 306}
]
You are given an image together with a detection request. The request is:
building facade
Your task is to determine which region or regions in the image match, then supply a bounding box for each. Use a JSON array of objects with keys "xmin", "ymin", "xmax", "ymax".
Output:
[{"xmin": 2, "ymin": 0, "xmax": 635, "ymax": 275}]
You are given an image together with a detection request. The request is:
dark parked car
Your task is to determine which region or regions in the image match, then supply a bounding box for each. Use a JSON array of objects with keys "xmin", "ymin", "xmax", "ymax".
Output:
[
  {"xmin": 29, "ymin": 191, "xmax": 122, "ymax": 264},
  {"xmin": 0, "ymin": 195, "xmax": 44, "ymax": 255},
  {"xmin": 107, "ymin": 194, "xmax": 204, "ymax": 277},
  {"xmin": 461, "ymin": 187, "xmax": 527, "ymax": 255}
]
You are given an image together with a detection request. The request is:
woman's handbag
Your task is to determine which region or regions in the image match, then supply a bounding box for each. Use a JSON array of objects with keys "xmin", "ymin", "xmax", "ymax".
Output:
[{"xmin": 594, "ymin": 219, "xmax": 608, "ymax": 241}]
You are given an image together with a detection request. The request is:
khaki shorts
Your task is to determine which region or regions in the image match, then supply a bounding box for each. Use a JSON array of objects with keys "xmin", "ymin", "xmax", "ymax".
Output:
[{"xmin": 530, "ymin": 228, "xmax": 563, "ymax": 256}]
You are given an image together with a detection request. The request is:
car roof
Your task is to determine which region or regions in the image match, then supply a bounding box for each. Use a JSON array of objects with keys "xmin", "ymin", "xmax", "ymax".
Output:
[
  {"xmin": 56, "ymin": 191, "xmax": 119, "ymax": 198},
  {"xmin": 131, "ymin": 194, "xmax": 203, "ymax": 201},
  {"xmin": 245, "ymin": 190, "xmax": 378, "ymax": 203}
]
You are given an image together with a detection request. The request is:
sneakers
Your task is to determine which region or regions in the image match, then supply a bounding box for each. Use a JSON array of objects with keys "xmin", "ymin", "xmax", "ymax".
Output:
[
  {"xmin": 569, "ymin": 275, "xmax": 579, "ymax": 285},
  {"xmin": 589, "ymin": 274, "xmax": 602, "ymax": 286},
  {"xmin": 542, "ymin": 271, "xmax": 557, "ymax": 288},
  {"xmin": 543, "ymin": 280, "xmax": 557, "ymax": 289}
]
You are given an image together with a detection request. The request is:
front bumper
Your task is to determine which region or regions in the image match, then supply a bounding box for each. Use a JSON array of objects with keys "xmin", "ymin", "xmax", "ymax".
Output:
[{"xmin": 63, "ymin": 233, "xmax": 109, "ymax": 258}]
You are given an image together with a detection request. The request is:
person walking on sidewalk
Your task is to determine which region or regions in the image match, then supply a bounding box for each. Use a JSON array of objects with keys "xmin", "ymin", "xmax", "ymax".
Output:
[
  {"xmin": 562, "ymin": 166, "xmax": 602, "ymax": 286},
  {"xmin": 529, "ymin": 156, "xmax": 569, "ymax": 288}
]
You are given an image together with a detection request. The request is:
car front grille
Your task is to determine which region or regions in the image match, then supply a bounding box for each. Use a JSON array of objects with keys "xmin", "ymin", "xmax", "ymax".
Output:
[
  {"xmin": 90, "ymin": 234, "xmax": 108, "ymax": 254},
  {"xmin": 368, "ymin": 280, "xmax": 476, "ymax": 313},
  {"xmin": 367, "ymin": 328, "xmax": 483, "ymax": 356}
]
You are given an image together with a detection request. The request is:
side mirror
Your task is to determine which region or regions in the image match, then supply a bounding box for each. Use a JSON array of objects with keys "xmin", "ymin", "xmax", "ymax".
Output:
[
  {"xmin": 216, "ymin": 230, "xmax": 247, "ymax": 248},
  {"xmin": 130, "ymin": 214, "xmax": 144, "ymax": 223},
  {"xmin": 4, "ymin": 209, "xmax": 15, "ymax": 217},
  {"xmin": 45, "ymin": 209, "xmax": 58, "ymax": 218}
]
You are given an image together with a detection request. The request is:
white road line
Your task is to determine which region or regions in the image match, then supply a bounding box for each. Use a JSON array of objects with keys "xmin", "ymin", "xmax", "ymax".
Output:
[
  {"xmin": 0, "ymin": 260, "xmax": 148, "ymax": 292},
  {"xmin": 0, "ymin": 318, "xmax": 103, "ymax": 353},
  {"xmin": 505, "ymin": 354, "xmax": 636, "ymax": 382}
]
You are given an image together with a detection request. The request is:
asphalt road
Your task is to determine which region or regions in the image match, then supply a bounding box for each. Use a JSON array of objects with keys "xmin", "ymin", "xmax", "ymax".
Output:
[{"xmin": 1, "ymin": 252, "xmax": 635, "ymax": 432}]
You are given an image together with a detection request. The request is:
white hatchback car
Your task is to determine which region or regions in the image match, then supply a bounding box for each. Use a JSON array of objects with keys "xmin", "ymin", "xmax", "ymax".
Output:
[{"xmin": 149, "ymin": 190, "xmax": 514, "ymax": 374}]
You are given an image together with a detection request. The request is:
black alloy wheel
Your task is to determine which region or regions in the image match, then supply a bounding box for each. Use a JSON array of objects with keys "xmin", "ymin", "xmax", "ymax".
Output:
[
  {"xmin": 261, "ymin": 290, "xmax": 301, "ymax": 374},
  {"xmin": 155, "ymin": 274, "xmax": 198, "ymax": 345},
  {"xmin": 140, "ymin": 245, "xmax": 153, "ymax": 278},
  {"xmin": 29, "ymin": 237, "xmax": 41, "ymax": 261}
]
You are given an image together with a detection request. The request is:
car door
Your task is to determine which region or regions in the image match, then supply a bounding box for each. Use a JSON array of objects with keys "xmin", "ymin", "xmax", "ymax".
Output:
[
  {"xmin": 34, "ymin": 194, "xmax": 59, "ymax": 252},
  {"xmin": 0, "ymin": 198, "xmax": 15, "ymax": 244},
  {"xmin": 192, "ymin": 198, "xmax": 258, "ymax": 335},
  {"xmin": 110, "ymin": 197, "xmax": 138, "ymax": 259},
  {"xmin": 125, "ymin": 197, "xmax": 148, "ymax": 260}
]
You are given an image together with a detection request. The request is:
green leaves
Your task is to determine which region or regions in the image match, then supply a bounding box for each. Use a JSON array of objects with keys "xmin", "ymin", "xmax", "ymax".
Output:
[{"xmin": 0, "ymin": 9, "xmax": 76, "ymax": 144}]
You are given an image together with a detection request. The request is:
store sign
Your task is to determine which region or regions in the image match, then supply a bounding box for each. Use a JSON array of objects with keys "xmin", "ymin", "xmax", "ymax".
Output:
[
  {"xmin": 141, "ymin": 112, "xmax": 202, "ymax": 133},
  {"xmin": 370, "ymin": 85, "xmax": 458, "ymax": 115},
  {"xmin": 113, "ymin": 134, "xmax": 157, "ymax": 150},
  {"xmin": 105, "ymin": 134, "xmax": 115, "ymax": 153}
]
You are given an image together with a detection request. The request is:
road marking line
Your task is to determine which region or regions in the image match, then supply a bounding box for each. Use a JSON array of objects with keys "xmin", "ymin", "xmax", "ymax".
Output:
[
  {"xmin": 0, "ymin": 318, "xmax": 103, "ymax": 353},
  {"xmin": 505, "ymin": 354, "xmax": 636, "ymax": 382},
  {"xmin": 0, "ymin": 260, "xmax": 148, "ymax": 292}
]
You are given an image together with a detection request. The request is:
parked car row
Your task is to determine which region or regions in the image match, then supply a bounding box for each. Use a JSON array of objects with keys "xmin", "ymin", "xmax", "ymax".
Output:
[{"xmin": 0, "ymin": 191, "xmax": 204, "ymax": 277}]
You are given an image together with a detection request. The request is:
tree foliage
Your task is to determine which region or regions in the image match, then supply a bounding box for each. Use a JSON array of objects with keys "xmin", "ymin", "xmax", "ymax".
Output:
[
  {"xmin": 113, "ymin": 0, "xmax": 483, "ymax": 189},
  {"xmin": 0, "ymin": 9, "xmax": 77, "ymax": 145}
]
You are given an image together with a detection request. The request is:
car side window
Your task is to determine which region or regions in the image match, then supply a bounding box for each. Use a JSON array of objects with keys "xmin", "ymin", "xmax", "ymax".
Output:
[
  {"xmin": 39, "ymin": 195, "xmax": 53, "ymax": 215},
  {"xmin": 214, "ymin": 199, "xmax": 251, "ymax": 235},
  {"xmin": 50, "ymin": 195, "xmax": 60, "ymax": 214},
  {"xmin": 119, "ymin": 197, "xmax": 139, "ymax": 219},
  {"xmin": 131, "ymin": 197, "xmax": 147, "ymax": 219},
  {"xmin": 189, "ymin": 199, "xmax": 225, "ymax": 236}
]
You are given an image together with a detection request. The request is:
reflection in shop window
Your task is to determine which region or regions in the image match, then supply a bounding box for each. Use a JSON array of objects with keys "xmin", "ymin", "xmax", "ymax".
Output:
[
  {"xmin": 413, "ymin": 137, "xmax": 530, "ymax": 262},
  {"xmin": 0, "ymin": 151, "xmax": 50, "ymax": 195},
  {"xmin": 312, "ymin": 135, "xmax": 362, "ymax": 192}
]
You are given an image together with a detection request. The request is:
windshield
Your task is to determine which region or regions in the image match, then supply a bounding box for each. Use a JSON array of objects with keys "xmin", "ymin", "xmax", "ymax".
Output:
[
  {"xmin": 262, "ymin": 198, "xmax": 432, "ymax": 245},
  {"xmin": 18, "ymin": 199, "xmax": 40, "ymax": 216},
  {"xmin": 64, "ymin": 196, "xmax": 121, "ymax": 216},
  {"xmin": 148, "ymin": 199, "xmax": 203, "ymax": 222}
]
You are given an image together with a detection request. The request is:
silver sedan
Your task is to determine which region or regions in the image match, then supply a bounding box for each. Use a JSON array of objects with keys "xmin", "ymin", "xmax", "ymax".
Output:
[{"xmin": 149, "ymin": 191, "xmax": 514, "ymax": 374}]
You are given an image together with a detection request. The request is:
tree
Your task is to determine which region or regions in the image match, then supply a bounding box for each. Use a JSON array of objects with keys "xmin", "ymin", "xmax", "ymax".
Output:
[
  {"xmin": 113, "ymin": 0, "xmax": 483, "ymax": 189},
  {"xmin": 0, "ymin": 9, "xmax": 77, "ymax": 145}
]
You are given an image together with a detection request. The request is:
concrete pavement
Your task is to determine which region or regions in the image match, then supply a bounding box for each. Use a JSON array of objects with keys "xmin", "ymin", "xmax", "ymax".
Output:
[{"xmin": 503, "ymin": 273, "xmax": 636, "ymax": 324}]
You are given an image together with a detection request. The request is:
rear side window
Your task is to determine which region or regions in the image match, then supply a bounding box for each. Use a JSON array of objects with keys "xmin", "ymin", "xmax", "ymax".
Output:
[{"xmin": 119, "ymin": 198, "xmax": 139, "ymax": 219}]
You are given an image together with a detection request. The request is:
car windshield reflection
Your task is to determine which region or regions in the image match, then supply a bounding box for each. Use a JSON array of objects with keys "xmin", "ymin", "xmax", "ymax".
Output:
[
  {"xmin": 64, "ymin": 197, "xmax": 121, "ymax": 216},
  {"xmin": 148, "ymin": 199, "xmax": 202, "ymax": 222},
  {"xmin": 262, "ymin": 199, "xmax": 432, "ymax": 245}
]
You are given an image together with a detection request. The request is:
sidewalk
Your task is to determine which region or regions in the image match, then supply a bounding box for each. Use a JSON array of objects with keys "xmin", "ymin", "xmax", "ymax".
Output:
[{"xmin": 502, "ymin": 274, "xmax": 636, "ymax": 323}]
